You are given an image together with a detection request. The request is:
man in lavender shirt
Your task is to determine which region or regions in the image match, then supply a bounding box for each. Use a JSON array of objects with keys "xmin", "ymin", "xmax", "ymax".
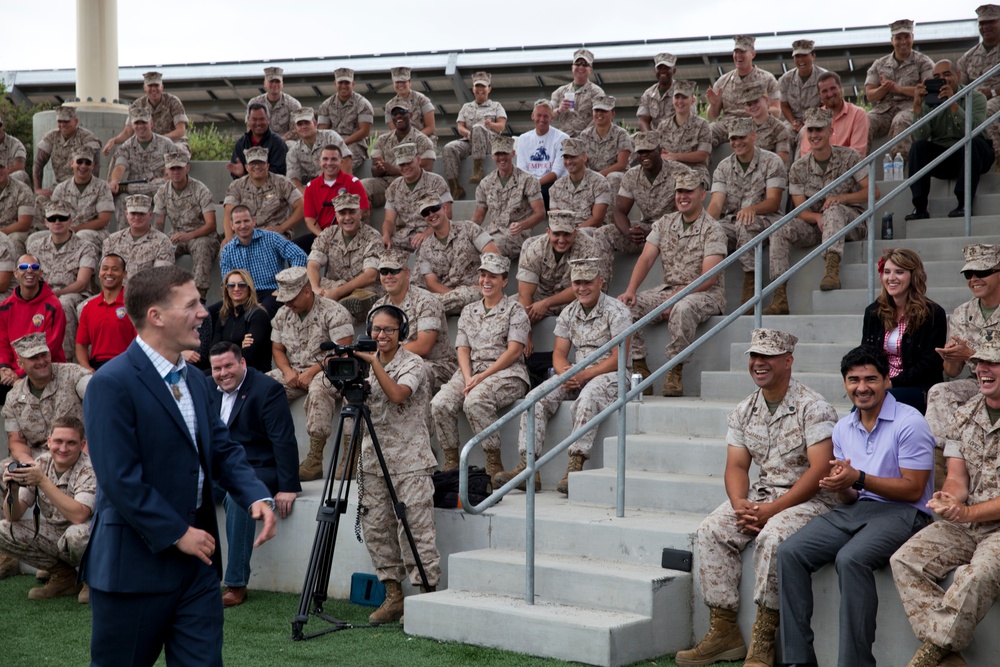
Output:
[{"xmin": 776, "ymin": 346, "xmax": 934, "ymax": 667}]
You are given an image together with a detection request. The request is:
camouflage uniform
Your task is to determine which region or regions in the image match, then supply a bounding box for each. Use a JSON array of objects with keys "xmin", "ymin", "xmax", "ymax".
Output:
[
  {"xmin": 286, "ymin": 129, "xmax": 351, "ymax": 185},
  {"xmin": 308, "ymin": 223, "xmax": 383, "ymax": 296},
  {"xmin": 317, "ymin": 92, "xmax": 375, "ymax": 164},
  {"xmin": 372, "ymin": 286, "xmax": 457, "ymax": 394},
  {"xmin": 959, "ymin": 40, "xmax": 1000, "ymax": 157},
  {"xmin": 129, "ymin": 93, "xmax": 189, "ymax": 138},
  {"xmin": 1, "ymin": 134, "xmax": 27, "ymax": 168},
  {"xmin": 0, "ymin": 235, "xmax": 16, "ymax": 301},
  {"xmin": 657, "ymin": 114, "xmax": 713, "ymax": 186},
  {"xmin": 415, "ymin": 220, "xmax": 494, "ymax": 314},
  {"xmin": 891, "ymin": 393, "xmax": 1000, "ymax": 652},
  {"xmin": 598, "ymin": 160, "xmax": 689, "ymax": 255},
  {"xmin": 637, "ymin": 82, "xmax": 675, "ymax": 129},
  {"xmin": 778, "ymin": 66, "xmax": 827, "ymax": 127},
  {"xmin": 474, "ymin": 166, "xmax": 542, "ymax": 259},
  {"xmin": 223, "ymin": 172, "xmax": 303, "ymax": 234},
  {"xmin": 248, "ymin": 92, "xmax": 302, "ymax": 136},
  {"xmin": 629, "ymin": 209, "xmax": 728, "ymax": 362},
  {"xmin": 711, "ymin": 147, "xmax": 788, "ymax": 271},
  {"xmin": 2, "ymin": 362, "xmax": 90, "ymax": 451},
  {"xmin": 770, "ymin": 146, "xmax": 867, "ymax": 280},
  {"xmin": 36, "ymin": 127, "xmax": 102, "ymax": 186},
  {"xmin": 518, "ymin": 292, "xmax": 632, "ymax": 457},
  {"xmin": 26, "ymin": 232, "xmax": 98, "ymax": 359},
  {"xmin": 517, "ymin": 232, "xmax": 611, "ymax": 316},
  {"xmin": 152, "ymin": 177, "xmax": 219, "ymax": 294},
  {"xmin": 0, "ymin": 452, "xmax": 95, "ymax": 569},
  {"xmin": 548, "ymin": 168, "xmax": 612, "ymax": 224},
  {"xmin": 551, "ymin": 81, "xmax": 606, "ymax": 136},
  {"xmin": 50, "ymin": 176, "xmax": 115, "ymax": 249},
  {"xmin": 267, "ymin": 296, "xmax": 353, "ymax": 440},
  {"xmin": 754, "ymin": 115, "xmax": 793, "ymax": 162},
  {"xmin": 710, "ymin": 67, "xmax": 781, "ymax": 145},
  {"xmin": 864, "ymin": 51, "xmax": 935, "ymax": 159},
  {"xmin": 384, "ymin": 170, "xmax": 452, "ymax": 251},
  {"xmin": 430, "ymin": 294, "xmax": 530, "ymax": 454},
  {"xmin": 0, "ymin": 177, "xmax": 36, "ymax": 255},
  {"xmin": 101, "ymin": 227, "xmax": 175, "ymax": 280},
  {"xmin": 382, "ymin": 91, "xmax": 435, "ymax": 135},
  {"xmin": 578, "ymin": 124, "xmax": 633, "ymax": 220},
  {"xmin": 443, "ymin": 99, "xmax": 507, "ymax": 179},
  {"xmin": 362, "ymin": 129, "xmax": 436, "ymax": 208},
  {"xmin": 358, "ymin": 348, "xmax": 440, "ymax": 587},
  {"xmin": 111, "ymin": 132, "xmax": 174, "ymax": 226},
  {"xmin": 698, "ymin": 378, "xmax": 838, "ymax": 611}
]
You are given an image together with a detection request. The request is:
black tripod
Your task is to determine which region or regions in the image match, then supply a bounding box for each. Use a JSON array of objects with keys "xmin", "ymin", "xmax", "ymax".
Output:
[{"xmin": 291, "ymin": 382, "xmax": 431, "ymax": 640}]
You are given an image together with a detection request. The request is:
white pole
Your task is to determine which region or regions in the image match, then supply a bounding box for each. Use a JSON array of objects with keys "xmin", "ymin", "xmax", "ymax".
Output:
[{"xmin": 76, "ymin": 0, "xmax": 119, "ymax": 104}]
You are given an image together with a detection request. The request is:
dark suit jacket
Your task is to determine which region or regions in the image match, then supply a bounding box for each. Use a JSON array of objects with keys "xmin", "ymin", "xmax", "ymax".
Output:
[
  {"xmin": 80, "ymin": 341, "xmax": 270, "ymax": 593},
  {"xmin": 210, "ymin": 367, "xmax": 301, "ymax": 496},
  {"xmin": 862, "ymin": 300, "xmax": 947, "ymax": 391}
]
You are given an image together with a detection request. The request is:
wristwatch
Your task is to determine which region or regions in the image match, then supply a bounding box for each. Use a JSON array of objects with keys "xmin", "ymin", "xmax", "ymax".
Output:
[
  {"xmin": 264, "ymin": 498, "xmax": 277, "ymax": 512},
  {"xmin": 851, "ymin": 470, "xmax": 866, "ymax": 491}
]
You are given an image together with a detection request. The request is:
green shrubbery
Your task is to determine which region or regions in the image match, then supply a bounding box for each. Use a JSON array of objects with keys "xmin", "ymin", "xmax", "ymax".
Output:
[
  {"xmin": 0, "ymin": 79, "xmax": 50, "ymax": 158},
  {"xmin": 187, "ymin": 121, "xmax": 234, "ymax": 161}
]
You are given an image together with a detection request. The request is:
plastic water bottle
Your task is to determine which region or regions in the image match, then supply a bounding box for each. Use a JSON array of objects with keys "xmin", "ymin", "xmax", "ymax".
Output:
[
  {"xmin": 883, "ymin": 153, "xmax": 893, "ymax": 180},
  {"xmin": 893, "ymin": 152, "xmax": 904, "ymax": 181},
  {"xmin": 881, "ymin": 212, "xmax": 894, "ymax": 240}
]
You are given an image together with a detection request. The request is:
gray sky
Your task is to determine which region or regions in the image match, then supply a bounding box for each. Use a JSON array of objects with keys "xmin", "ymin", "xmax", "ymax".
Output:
[{"xmin": 1, "ymin": 1, "xmax": 975, "ymax": 72}]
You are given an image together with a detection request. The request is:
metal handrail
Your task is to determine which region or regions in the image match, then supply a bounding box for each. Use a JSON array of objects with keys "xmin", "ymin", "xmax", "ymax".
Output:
[{"xmin": 458, "ymin": 59, "xmax": 1000, "ymax": 605}]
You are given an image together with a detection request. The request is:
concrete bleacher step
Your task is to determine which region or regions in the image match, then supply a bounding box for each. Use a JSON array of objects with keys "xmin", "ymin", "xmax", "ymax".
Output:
[
  {"xmin": 701, "ymin": 370, "xmax": 848, "ymax": 403},
  {"xmin": 812, "ymin": 286, "xmax": 970, "ymax": 314},
  {"xmin": 839, "ymin": 260, "xmax": 966, "ymax": 288},
  {"xmin": 568, "ymin": 469, "xmax": 727, "ymax": 514},
  {"xmin": 601, "ymin": 434, "xmax": 729, "ymax": 476},
  {"xmin": 841, "ymin": 234, "xmax": 999, "ymax": 263},
  {"xmin": 902, "ymin": 214, "xmax": 1000, "ymax": 239}
]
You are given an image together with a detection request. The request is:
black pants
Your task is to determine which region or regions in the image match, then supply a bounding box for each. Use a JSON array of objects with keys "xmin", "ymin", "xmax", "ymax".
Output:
[{"xmin": 909, "ymin": 136, "xmax": 995, "ymax": 210}]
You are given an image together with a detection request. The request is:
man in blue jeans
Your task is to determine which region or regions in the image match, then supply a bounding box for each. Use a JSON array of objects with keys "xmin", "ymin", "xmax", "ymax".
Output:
[
  {"xmin": 209, "ymin": 341, "xmax": 300, "ymax": 607},
  {"xmin": 777, "ymin": 346, "xmax": 935, "ymax": 667}
]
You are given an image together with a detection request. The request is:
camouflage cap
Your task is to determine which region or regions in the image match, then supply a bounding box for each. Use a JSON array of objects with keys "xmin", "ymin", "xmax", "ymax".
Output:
[
  {"xmin": 673, "ymin": 80, "xmax": 697, "ymax": 98},
  {"xmin": 592, "ymin": 95, "xmax": 616, "ymax": 111},
  {"xmin": 333, "ymin": 193, "xmax": 361, "ymax": 211},
  {"xmin": 12, "ymin": 333, "xmax": 49, "ymax": 359},
  {"xmin": 393, "ymin": 143, "xmax": 418, "ymax": 165},
  {"xmin": 377, "ymin": 249, "xmax": 410, "ymax": 270},
  {"xmin": 792, "ymin": 39, "xmax": 816, "ymax": 56},
  {"xmin": 977, "ymin": 4, "xmax": 1000, "ymax": 21},
  {"xmin": 274, "ymin": 266, "xmax": 309, "ymax": 303},
  {"xmin": 547, "ymin": 210, "xmax": 577, "ymax": 233},
  {"xmin": 561, "ymin": 138, "xmax": 586, "ymax": 156},
  {"xmin": 890, "ymin": 19, "xmax": 915, "ymax": 35},
  {"xmin": 632, "ymin": 131, "xmax": 661, "ymax": 152},
  {"xmin": 745, "ymin": 328, "xmax": 798, "ymax": 356},
  {"xmin": 472, "ymin": 71, "xmax": 492, "ymax": 87},
  {"xmin": 674, "ymin": 168, "xmax": 702, "ymax": 191},
  {"xmin": 733, "ymin": 35, "xmax": 756, "ymax": 51},
  {"xmin": 570, "ymin": 257, "xmax": 602, "ymax": 282},
  {"xmin": 739, "ymin": 84, "xmax": 768, "ymax": 105},
  {"xmin": 970, "ymin": 336, "xmax": 1000, "ymax": 364},
  {"xmin": 479, "ymin": 252, "xmax": 510, "ymax": 275},
  {"xmin": 163, "ymin": 151, "xmax": 189, "ymax": 169},
  {"xmin": 962, "ymin": 243, "xmax": 1000, "ymax": 272},
  {"xmin": 573, "ymin": 48, "xmax": 595, "ymax": 65},
  {"xmin": 292, "ymin": 107, "xmax": 316, "ymax": 124},
  {"xmin": 244, "ymin": 146, "xmax": 269, "ymax": 163},
  {"xmin": 334, "ymin": 68, "xmax": 355, "ymax": 82},
  {"xmin": 55, "ymin": 105, "xmax": 77, "ymax": 122},
  {"xmin": 125, "ymin": 194, "xmax": 152, "ymax": 213},
  {"xmin": 387, "ymin": 95, "xmax": 410, "ymax": 113},
  {"xmin": 143, "ymin": 71, "xmax": 163, "ymax": 85},
  {"xmin": 491, "ymin": 135, "xmax": 515, "ymax": 154},
  {"xmin": 803, "ymin": 107, "xmax": 833, "ymax": 129},
  {"xmin": 71, "ymin": 147, "xmax": 95, "ymax": 162},
  {"xmin": 727, "ymin": 115, "xmax": 756, "ymax": 138},
  {"xmin": 654, "ymin": 52, "xmax": 677, "ymax": 68},
  {"xmin": 264, "ymin": 66, "xmax": 284, "ymax": 81},
  {"xmin": 391, "ymin": 67, "xmax": 412, "ymax": 82},
  {"xmin": 417, "ymin": 193, "xmax": 443, "ymax": 214},
  {"xmin": 129, "ymin": 105, "xmax": 153, "ymax": 123},
  {"xmin": 44, "ymin": 200, "xmax": 73, "ymax": 219}
]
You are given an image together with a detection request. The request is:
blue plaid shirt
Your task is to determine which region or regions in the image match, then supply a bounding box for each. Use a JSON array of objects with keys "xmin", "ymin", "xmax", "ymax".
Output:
[{"xmin": 220, "ymin": 229, "xmax": 307, "ymax": 291}]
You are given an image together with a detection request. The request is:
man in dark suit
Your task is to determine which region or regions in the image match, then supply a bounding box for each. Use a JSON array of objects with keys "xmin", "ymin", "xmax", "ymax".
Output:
[
  {"xmin": 209, "ymin": 341, "xmax": 300, "ymax": 607},
  {"xmin": 81, "ymin": 266, "xmax": 277, "ymax": 667}
]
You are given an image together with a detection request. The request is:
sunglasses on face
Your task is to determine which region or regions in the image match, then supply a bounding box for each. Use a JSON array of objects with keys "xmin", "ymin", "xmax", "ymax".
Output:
[
  {"xmin": 379, "ymin": 267, "xmax": 404, "ymax": 276},
  {"xmin": 75, "ymin": 159, "xmax": 93, "ymax": 166},
  {"xmin": 17, "ymin": 263, "xmax": 40, "ymax": 271},
  {"xmin": 390, "ymin": 108, "xmax": 410, "ymax": 116},
  {"xmin": 226, "ymin": 281, "xmax": 248, "ymax": 289},
  {"xmin": 420, "ymin": 205, "xmax": 442, "ymax": 218},
  {"xmin": 46, "ymin": 215, "xmax": 70, "ymax": 223},
  {"xmin": 963, "ymin": 268, "xmax": 1000, "ymax": 280}
]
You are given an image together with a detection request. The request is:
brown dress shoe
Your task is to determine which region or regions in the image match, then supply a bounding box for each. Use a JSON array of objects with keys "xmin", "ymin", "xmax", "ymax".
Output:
[{"xmin": 222, "ymin": 586, "xmax": 248, "ymax": 607}]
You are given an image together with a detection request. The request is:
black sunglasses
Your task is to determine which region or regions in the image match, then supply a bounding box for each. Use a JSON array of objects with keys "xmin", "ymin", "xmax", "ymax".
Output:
[
  {"xmin": 75, "ymin": 159, "xmax": 93, "ymax": 166},
  {"xmin": 17, "ymin": 263, "xmax": 40, "ymax": 271},
  {"xmin": 226, "ymin": 281, "xmax": 248, "ymax": 289},
  {"xmin": 379, "ymin": 267, "xmax": 404, "ymax": 276},
  {"xmin": 46, "ymin": 215, "xmax": 70, "ymax": 223},
  {"xmin": 390, "ymin": 108, "xmax": 410, "ymax": 116},
  {"xmin": 420, "ymin": 204, "xmax": 442, "ymax": 218},
  {"xmin": 963, "ymin": 268, "xmax": 1000, "ymax": 280}
]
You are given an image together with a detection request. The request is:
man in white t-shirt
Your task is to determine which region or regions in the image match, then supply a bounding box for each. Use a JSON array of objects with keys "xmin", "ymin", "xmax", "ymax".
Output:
[{"xmin": 514, "ymin": 100, "xmax": 569, "ymax": 210}]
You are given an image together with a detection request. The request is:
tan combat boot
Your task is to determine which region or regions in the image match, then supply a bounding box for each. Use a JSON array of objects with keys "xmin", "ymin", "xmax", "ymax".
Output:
[
  {"xmin": 334, "ymin": 432, "xmax": 359, "ymax": 481},
  {"xmin": 557, "ymin": 453, "xmax": 586, "ymax": 494},
  {"xmin": 369, "ymin": 580, "xmax": 404, "ymax": 624},
  {"xmin": 0, "ymin": 552, "xmax": 19, "ymax": 579},
  {"xmin": 744, "ymin": 605, "xmax": 779, "ymax": 667},
  {"xmin": 939, "ymin": 652, "xmax": 968, "ymax": 666},
  {"xmin": 762, "ymin": 284, "xmax": 789, "ymax": 315},
  {"xmin": 340, "ymin": 288, "xmax": 378, "ymax": 319},
  {"xmin": 27, "ymin": 561, "xmax": 82, "ymax": 600},
  {"xmin": 469, "ymin": 159, "xmax": 485, "ymax": 184},
  {"xmin": 299, "ymin": 436, "xmax": 327, "ymax": 482},
  {"xmin": 484, "ymin": 449, "xmax": 505, "ymax": 479},
  {"xmin": 448, "ymin": 178, "xmax": 465, "ymax": 201},
  {"xmin": 906, "ymin": 641, "xmax": 950, "ymax": 667},
  {"xmin": 741, "ymin": 272, "xmax": 755, "ymax": 307},
  {"xmin": 819, "ymin": 253, "xmax": 841, "ymax": 291},
  {"xmin": 674, "ymin": 606, "xmax": 747, "ymax": 666},
  {"xmin": 442, "ymin": 448, "xmax": 460, "ymax": 471},
  {"xmin": 632, "ymin": 357, "xmax": 653, "ymax": 396},
  {"xmin": 493, "ymin": 452, "xmax": 541, "ymax": 492},
  {"xmin": 78, "ymin": 583, "xmax": 90, "ymax": 605},
  {"xmin": 662, "ymin": 365, "xmax": 683, "ymax": 397}
]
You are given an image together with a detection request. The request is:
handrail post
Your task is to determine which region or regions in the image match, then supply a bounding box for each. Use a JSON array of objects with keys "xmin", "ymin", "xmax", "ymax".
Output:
[
  {"xmin": 965, "ymin": 98, "xmax": 974, "ymax": 236},
  {"xmin": 525, "ymin": 409, "xmax": 536, "ymax": 605},
  {"xmin": 616, "ymin": 345, "xmax": 628, "ymax": 518},
  {"xmin": 754, "ymin": 244, "xmax": 762, "ymax": 328},
  {"xmin": 867, "ymin": 161, "xmax": 877, "ymax": 304}
]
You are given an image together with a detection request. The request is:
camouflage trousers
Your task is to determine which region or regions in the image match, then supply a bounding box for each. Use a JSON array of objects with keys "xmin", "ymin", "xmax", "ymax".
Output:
[
  {"xmin": 267, "ymin": 368, "xmax": 341, "ymax": 440},
  {"xmin": 75, "ymin": 229, "xmax": 110, "ymax": 251},
  {"xmin": 174, "ymin": 235, "xmax": 221, "ymax": 295},
  {"xmin": 629, "ymin": 291, "xmax": 720, "ymax": 361},
  {"xmin": 431, "ymin": 371, "xmax": 528, "ymax": 453},
  {"xmin": 603, "ymin": 172, "xmax": 625, "ymax": 227},
  {"xmin": 361, "ymin": 176, "xmax": 393, "ymax": 209},
  {"xmin": 390, "ymin": 225, "xmax": 425, "ymax": 253},
  {"xmin": 890, "ymin": 521, "xmax": 1000, "ymax": 651},
  {"xmin": 436, "ymin": 285, "xmax": 482, "ymax": 316},
  {"xmin": 986, "ymin": 97, "xmax": 1000, "ymax": 164},
  {"xmin": 597, "ymin": 220, "xmax": 653, "ymax": 256},
  {"xmin": 768, "ymin": 207, "xmax": 867, "ymax": 280},
  {"xmin": 517, "ymin": 371, "xmax": 616, "ymax": 458},
  {"xmin": 346, "ymin": 142, "xmax": 368, "ymax": 174},
  {"xmin": 697, "ymin": 493, "xmax": 832, "ymax": 611},
  {"xmin": 359, "ymin": 469, "xmax": 441, "ymax": 587},
  {"xmin": 868, "ymin": 106, "xmax": 915, "ymax": 162},
  {"xmin": 489, "ymin": 228, "xmax": 530, "ymax": 260},
  {"xmin": 0, "ymin": 519, "xmax": 90, "ymax": 569},
  {"xmin": 443, "ymin": 125, "xmax": 496, "ymax": 180},
  {"xmin": 1, "ymin": 227, "xmax": 28, "ymax": 258},
  {"xmin": 58, "ymin": 292, "xmax": 89, "ymax": 362},
  {"xmin": 717, "ymin": 214, "xmax": 782, "ymax": 273}
]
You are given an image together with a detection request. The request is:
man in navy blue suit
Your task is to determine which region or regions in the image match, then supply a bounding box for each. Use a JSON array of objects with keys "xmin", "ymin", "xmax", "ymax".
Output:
[
  {"xmin": 209, "ymin": 341, "xmax": 300, "ymax": 608},
  {"xmin": 81, "ymin": 266, "xmax": 277, "ymax": 667}
]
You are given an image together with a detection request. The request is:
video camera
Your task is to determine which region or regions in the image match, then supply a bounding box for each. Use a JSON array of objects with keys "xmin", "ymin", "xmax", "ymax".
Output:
[{"xmin": 320, "ymin": 337, "xmax": 377, "ymax": 394}]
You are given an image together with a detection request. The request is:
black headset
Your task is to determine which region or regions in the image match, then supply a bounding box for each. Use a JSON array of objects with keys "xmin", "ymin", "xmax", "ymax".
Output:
[{"xmin": 366, "ymin": 304, "xmax": 410, "ymax": 340}]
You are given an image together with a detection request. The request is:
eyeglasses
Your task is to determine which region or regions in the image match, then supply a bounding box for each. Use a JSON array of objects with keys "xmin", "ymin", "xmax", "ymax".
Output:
[
  {"xmin": 46, "ymin": 215, "xmax": 70, "ymax": 222},
  {"xmin": 420, "ymin": 204, "xmax": 442, "ymax": 218},
  {"xmin": 963, "ymin": 269, "xmax": 1000, "ymax": 280},
  {"xmin": 390, "ymin": 108, "xmax": 410, "ymax": 116},
  {"xmin": 379, "ymin": 267, "xmax": 404, "ymax": 276},
  {"xmin": 17, "ymin": 263, "xmax": 40, "ymax": 271},
  {"xmin": 75, "ymin": 159, "xmax": 93, "ymax": 166},
  {"xmin": 226, "ymin": 281, "xmax": 248, "ymax": 289},
  {"xmin": 371, "ymin": 326, "xmax": 399, "ymax": 335}
]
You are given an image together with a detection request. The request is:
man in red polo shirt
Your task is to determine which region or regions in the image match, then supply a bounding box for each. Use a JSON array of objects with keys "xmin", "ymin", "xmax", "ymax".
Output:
[
  {"xmin": 298, "ymin": 145, "xmax": 369, "ymax": 252},
  {"xmin": 75, "ymin": 253, "xmax": 135, "ymax": 371}
]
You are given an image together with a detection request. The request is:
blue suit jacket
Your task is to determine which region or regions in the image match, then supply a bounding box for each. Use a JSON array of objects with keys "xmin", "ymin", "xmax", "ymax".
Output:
[
  {"xmin": 210, "ymin": 367, "xmax": 301, "ymax": 496},
  {"xmin": 80, "ymin": 341, "xmax": 270, "ymax": 593}
]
